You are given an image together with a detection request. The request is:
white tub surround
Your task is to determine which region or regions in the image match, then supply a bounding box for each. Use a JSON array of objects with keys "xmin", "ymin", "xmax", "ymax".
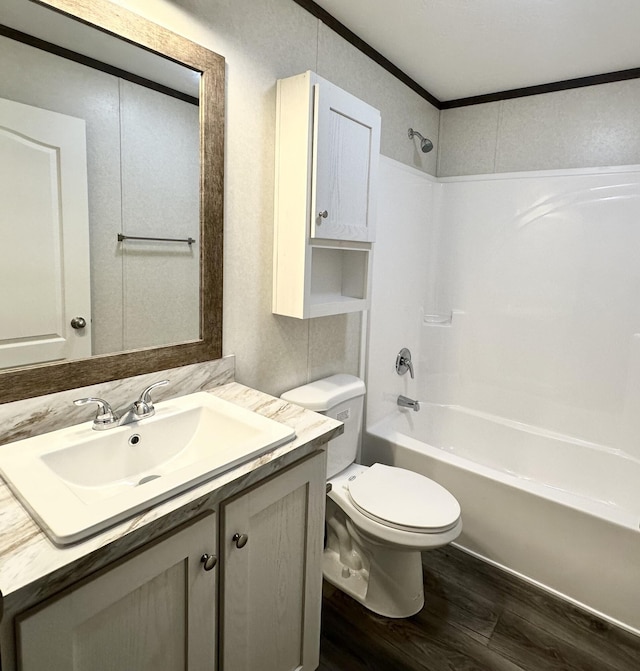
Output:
[{"xmin": 366, "ymin": 157, "xmax": 640, "ymax": 636}]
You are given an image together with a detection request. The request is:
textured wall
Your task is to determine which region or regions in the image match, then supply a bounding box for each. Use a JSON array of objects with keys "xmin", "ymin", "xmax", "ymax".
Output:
[
  {"xmin": 113, "ymin": 0, "xmax": 440, "ymax": 398},
  {"xmin": 438, "ymin": 79, "xmax": 640, "ymax": 177}
]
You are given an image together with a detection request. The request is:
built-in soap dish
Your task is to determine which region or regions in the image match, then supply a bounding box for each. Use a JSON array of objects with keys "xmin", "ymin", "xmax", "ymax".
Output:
[{"xmin": 423, "ymin": 311, "xmax": 453, "ymax": 325}]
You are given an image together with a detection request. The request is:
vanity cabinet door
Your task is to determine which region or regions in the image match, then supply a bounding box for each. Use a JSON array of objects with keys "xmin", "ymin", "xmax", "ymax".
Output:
[
  {"xmin": 16, "ymin": 513, "xmax": 217, "ymax": 671},
  {"xmin": 219, "ymin": 451, "xmax": 326, "ymax": 671}
]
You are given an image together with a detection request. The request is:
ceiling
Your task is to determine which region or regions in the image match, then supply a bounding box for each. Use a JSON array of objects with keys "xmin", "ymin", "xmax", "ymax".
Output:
[{"xmin": 311, "ymin": 0, "xmax": 640, "ymax": 103}]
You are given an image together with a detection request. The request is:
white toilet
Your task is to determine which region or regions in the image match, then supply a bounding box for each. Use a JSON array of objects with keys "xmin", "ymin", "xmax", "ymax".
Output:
[{"xmin": 281, "ymin": 374, "xmax": 462, "ymax": 618}]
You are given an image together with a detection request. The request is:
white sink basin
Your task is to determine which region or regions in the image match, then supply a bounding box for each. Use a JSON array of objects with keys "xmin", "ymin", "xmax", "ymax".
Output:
[{"xmin": 0, "ymin": 392, "xmax": 295, "ymax": 545}]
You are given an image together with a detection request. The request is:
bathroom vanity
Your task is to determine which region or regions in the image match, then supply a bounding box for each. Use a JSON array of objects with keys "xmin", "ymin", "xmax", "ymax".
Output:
[{"xmin": 0, "ymin": 383, "xmax": 341, "ymax": 671}]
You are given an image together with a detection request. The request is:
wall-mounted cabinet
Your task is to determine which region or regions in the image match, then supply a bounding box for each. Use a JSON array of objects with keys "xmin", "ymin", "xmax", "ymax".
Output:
[{"xmin": 273, "ymin": 71, "xmax": 381, "ymax": 319}]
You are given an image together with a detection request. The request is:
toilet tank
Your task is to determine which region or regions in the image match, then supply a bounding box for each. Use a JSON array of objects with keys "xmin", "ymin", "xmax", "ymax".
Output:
[{"xmin": 281, "ymin": 374, "xmax": 366, "ymax": 478}]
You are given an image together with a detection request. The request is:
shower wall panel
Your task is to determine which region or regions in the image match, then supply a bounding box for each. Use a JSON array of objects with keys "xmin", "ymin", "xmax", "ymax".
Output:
[
  {"xmin": 367, "ymin": 157, "xmax": 439, "ymax": 426},
  {"xmin": 426, "ymin": 166, "xmax": 640, "ymax": 457},
  {"xmin": 371, "ymin": 158, "xmax": 640, "ymax": 459}
]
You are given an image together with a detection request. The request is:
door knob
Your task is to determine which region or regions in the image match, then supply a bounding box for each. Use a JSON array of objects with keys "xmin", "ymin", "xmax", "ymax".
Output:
[
  {"xmin": 70, "ymin": 316, "xmax": 87, "ymax": 329},
  {"xmin": 232, "ymin": 533, "xmax": 248, "ymax": 549},
  {"xmin": 200, "ymin": 554, "xmax": 217, "ymax": 571},
  {"xmin": 318, "ymin": 210, "xmax": 328, "ymax": 219}
]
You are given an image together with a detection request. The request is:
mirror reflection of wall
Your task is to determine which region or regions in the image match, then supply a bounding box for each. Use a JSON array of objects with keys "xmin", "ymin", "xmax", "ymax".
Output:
[{"xmin": 0, "ymin": 24, "xmax": 200, "ymax": 360}]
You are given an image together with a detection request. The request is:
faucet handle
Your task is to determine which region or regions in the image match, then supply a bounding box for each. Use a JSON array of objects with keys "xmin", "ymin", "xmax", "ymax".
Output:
[
  {"xmin": 404, "ymin": 358, "xmax": 414, "ymax": 379},
  {"xmin": 395, "ymin": 348, "xmax": 415, "ymax": 379},
  {"xmin": 134, "ymin": 380, "xmax": 169, "ymax": 418},
  {"xmin": 74, "ymin": 397, "xmax": 119, "ymax": 429}
]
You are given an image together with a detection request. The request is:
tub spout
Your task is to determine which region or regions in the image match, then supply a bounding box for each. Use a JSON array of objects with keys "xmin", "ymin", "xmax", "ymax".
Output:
[{"xmin": 398, "ymin": 395, "xmax": 420, "ymax": 412}]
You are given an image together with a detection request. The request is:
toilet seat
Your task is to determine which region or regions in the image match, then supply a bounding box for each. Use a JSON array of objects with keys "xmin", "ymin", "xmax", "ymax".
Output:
[
  {"xmin": 327, "ymin": 463, "xmax": 462, "ymax": 551},
  {"xmin": 346, "ymin": 463, "xmax": 461, "ymax": 533}
]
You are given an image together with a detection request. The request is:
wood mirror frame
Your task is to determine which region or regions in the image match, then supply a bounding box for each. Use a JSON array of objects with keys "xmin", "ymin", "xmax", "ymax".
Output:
[{"xmin": 1, "ymin": 0, "xmax": 224, "ymax": 404}]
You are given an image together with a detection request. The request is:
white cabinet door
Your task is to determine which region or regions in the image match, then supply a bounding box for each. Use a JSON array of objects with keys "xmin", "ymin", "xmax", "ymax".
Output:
[
  {"xmin": 311, "ymin": 81, "xmax": 380, "ymax": 242},
  {"xmin": 0, "ymin": 97, "xmax": 91, "ymax": 369},
  {"xmin": 17, "ymin": 514, "xmax": 217, "ymax": 671},
  {"xmin": 219, "ymin": 451, "xmax": 326, "ymax": 671}
]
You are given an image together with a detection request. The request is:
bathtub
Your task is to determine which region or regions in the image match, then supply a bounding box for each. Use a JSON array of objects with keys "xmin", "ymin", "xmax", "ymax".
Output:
[{"xmin": 364, "ymin": 403, "xmax": 640, "ymax": 635}]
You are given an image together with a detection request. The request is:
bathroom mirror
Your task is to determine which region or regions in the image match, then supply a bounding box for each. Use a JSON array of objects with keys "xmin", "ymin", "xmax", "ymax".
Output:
[{"xmin": 0, "ymin": 0, "xmax": 224, "ymax": 403}]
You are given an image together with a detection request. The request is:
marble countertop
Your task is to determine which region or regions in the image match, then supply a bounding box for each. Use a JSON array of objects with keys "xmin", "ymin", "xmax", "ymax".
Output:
[{"xmin": 0, "ymin": 382, "xmax": 341, "ymax": 603}]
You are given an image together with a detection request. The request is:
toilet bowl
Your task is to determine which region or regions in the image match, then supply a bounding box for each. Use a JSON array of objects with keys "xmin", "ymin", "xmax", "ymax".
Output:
[
  {"xmin": 281, "ymin": 374, "xmax": 462, "ymax": 618},
  {"xmin": 325, "ymin": 462, "xmax": 461, "ymax": 617}
]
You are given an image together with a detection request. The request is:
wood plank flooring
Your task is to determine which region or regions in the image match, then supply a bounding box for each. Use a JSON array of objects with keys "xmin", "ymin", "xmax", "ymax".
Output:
[{"xmin": 319, "ymin": 546, "xmax": 640, "ymax": 671}]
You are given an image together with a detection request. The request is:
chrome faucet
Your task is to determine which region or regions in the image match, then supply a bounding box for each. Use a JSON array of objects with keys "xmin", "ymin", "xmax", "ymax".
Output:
[
  {"xmin": 74, "ymin": 380, "xmax": 169, "ymax": 431},
  {"xmin": 395, "ymin": 348, "xmax": 414, "ymax": 379},
  {"xmin": 73, "ymin": 397, "xmax": 119, "ymax": 430},
  {"xmin": 119, "ymin": 380, "xmax": 169, "ymax": 424},
  {"xmin": 397, "ymin": 395, "xmax": 420, "ymax": 412}
]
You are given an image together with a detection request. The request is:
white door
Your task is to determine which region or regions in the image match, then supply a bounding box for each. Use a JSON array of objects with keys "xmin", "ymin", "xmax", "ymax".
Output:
[
  {"xmin": 311, "ymin": 81, "xmax": 381, "ymax": 242},
  {"xmin": 0, "ymin": 97, "xmax": 91, "ymax": 369}
]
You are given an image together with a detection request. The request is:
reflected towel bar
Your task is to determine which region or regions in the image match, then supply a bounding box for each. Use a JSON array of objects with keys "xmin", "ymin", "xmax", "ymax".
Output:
[{"xmin": 117, "ymin": 233, "xmax": 196, "ymax": 245}]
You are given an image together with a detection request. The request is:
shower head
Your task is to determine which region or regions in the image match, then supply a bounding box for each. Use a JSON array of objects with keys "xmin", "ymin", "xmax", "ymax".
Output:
[{"xmin": 408, "ymin": 128, "xmax": 434, "ymax": 153}]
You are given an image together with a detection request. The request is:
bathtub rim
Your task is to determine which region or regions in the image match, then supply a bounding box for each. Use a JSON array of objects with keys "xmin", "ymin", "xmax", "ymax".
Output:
[
  {"xmin": 364, "ymin": 416, "xmax": 640, "ymax": 637},
  {"xmin": 367, "ymin": 411, "xmax": 640, "ymax": 532}
]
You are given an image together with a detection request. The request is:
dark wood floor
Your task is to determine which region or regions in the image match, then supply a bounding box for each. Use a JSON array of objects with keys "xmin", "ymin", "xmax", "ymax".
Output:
[{"xmin": 319, "ymin": 546, "xmax": 640, "ymax": 671}]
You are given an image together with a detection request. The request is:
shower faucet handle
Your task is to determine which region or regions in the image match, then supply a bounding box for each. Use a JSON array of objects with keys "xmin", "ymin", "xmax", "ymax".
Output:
[{"xmin": 395, "ymin": 347, "xmax": 414, "ymax": 379}]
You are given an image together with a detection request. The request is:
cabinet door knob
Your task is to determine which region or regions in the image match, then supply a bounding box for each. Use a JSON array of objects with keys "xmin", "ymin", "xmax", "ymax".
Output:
[
  {"xmin": 200, "ymin": 553, "xmax": 217, "ymax": 571},
  {"xmin": 318, "ymin": 210, "xmax": 328, "ymax": 219},
  {"xmin": 232, "ymin": 532, "xmax": 249, "ymax": 549}
]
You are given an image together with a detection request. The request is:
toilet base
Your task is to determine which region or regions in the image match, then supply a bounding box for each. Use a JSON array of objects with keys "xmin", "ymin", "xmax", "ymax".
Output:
[{"xmin": 322, "ymin": 543, "xmax": 425, "ymax": 618}]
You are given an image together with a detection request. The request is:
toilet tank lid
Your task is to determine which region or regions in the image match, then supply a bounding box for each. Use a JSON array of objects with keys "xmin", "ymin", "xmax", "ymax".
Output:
[{"xmin": 281, "ymin": 374, "xmax": 365, "ymax": 411}]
